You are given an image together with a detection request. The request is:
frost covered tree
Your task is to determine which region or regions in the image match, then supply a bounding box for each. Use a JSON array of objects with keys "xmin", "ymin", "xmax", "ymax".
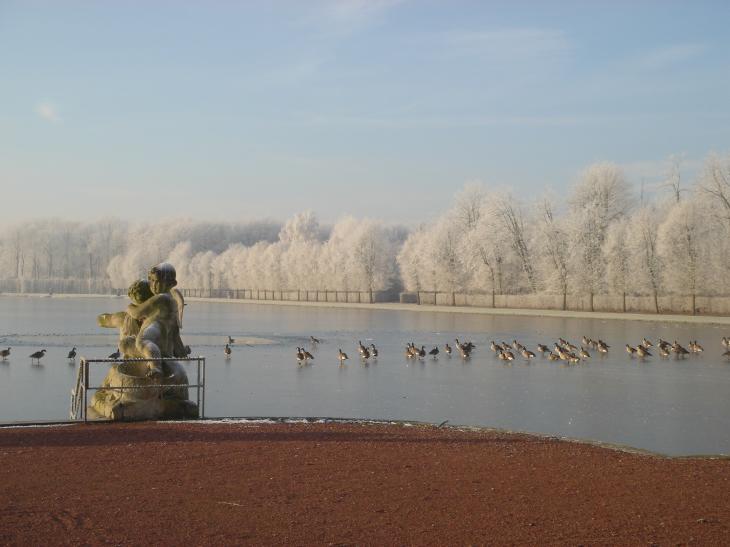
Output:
[
  {"xmin": 497, "ymin": 198, "xmax": 537, "ymax": 293},
  {"xmin": 569, "ymin": 163, "xmax": 631, "ymax": 309},
  {"xmin": 603, "ymin": 219, "xmax": 631, "ymax": 310},
  {"xmin": 536, "ymin": 198, "xmax": 571, "ymax": 309},
  {"xmin": 657, "ymin": 197, "xmax": 711, "ymax": 311},
  {"xmin": 627, "ymin": 207, "xmax": 663, "ymax": 312}
]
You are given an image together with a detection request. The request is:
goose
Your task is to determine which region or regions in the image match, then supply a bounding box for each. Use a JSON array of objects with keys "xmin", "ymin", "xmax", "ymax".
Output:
[
  {"xmin": 636, "ymin": 345, "xmax": 652, "ymax": 359},
  {"xmin": 418, "ymin": 346, "xmax": 426, "ymax": 359},
  {"xmin": 521, "ymin": 348, "xmax": 535, "ymax": 360},
  {"xmin": 579, "ymin": 347, "xmax": 591, "ymax": 360},
  {"xmin": 310, "ymin": 336, "xmax": 320, "ymax": 344},
  {"xmin": 370, "ymin": 344, "xmax": 378, "ymax": 358},
  {"xmin": 659, "ymin": 346, "xmax": 670, "ymax": 358},
  {"xmin": 108, "ymin": 349, "xmax": 121, "ymax": 359},
  {"xmin": 361, "ymin": 347, "xmax": 371, "ymax": 360},
  {"xmin": 567, "ymin": 355, "xmax": 580, "ymax": 364},
  {"xmin": 536, "ymin": 343, "xmax": 550, "ymax": 353},
  {"xmin": 490, "ymin": 341, "xmax": 502, "ymax": 353},
  {"xmin": 444, "ymin": 343, "xmax": 452, "ymax": 355},
  {"xmin": 358, "ymin": 341, "xmax": 367, "ymax": 356},
  {"xmin": 227, "ymin": 336, "xmax": 235, "ymax": 345},
  {"xmin": 459, "ymin": 345, "xmax": 472, "ymax": 359},
  {"xmin": 597, "ymin": 340, "xmax": 609, "ymax": 353},
  {"xmin": 338, "ymin": 349, "xmax": 349, "ymax": 362},
  {"xmin": 428, "ymin": 346, "xmax": 439, "ymax": 359},
  {"xmin": 581, "ymin": 335, "xmax": 590, "ymax": 346},
  {"xmin": 67, "ymin": 347, "xmax": 77, "ymax": 361},
  {"xmin": 564, "ymin": 341, "xmax": 578, "ymax": 352},
  {"xmin": 641, "ymin": 338, "xmax": 653, "ymax": 348},
  {"xmin": 30, "ymin": 349, "xmax": 46, "ymax": 363},
  {"xmin": 0, "ymin": 347, "xmax": 10, "ymax": 361},
  {"xmin": 690, "ymin": 341, "xmax": 704, "ymax": 353},
  {"xmin": 547, "ymin": 352, "xmax": 560, "ymax": 361},
  {"xmin": 625, "ymin": 345, "xmax": 636, "ymax": 357},
  {"xmin": 404, "ymin": 345, "xmax": 414, "ymax": 359},
  {"xmin": 303, "ymin": 349, "xmax": 315, "ymax": 361},
  {"xmin": 722, "ymin": 336, "xmax": 730, "ymax": 349},
  {"xmin": 672, "ymin": 341, "xmax": 689, "ymax": 358},
  {"xmin": 295, "ymin": 347, "xmax": 306, "ymax": 363},
  {"xmin": 224, "ymin": 344, "xmax": 232, "ymax": 358}
]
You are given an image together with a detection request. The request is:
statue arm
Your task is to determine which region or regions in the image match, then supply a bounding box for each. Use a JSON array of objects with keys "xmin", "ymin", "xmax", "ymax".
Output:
[
  {"xmin": 126, "ymin": 294, "xmax": 167, "ymax": 320},
  {"xmin": 97, "ymin": 311, "xmax": 127, "ymax": 329}
]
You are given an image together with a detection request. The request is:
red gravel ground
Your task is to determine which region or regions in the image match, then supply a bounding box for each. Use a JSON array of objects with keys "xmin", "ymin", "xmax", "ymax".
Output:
[{"xmin": 1, "ymin": 421, "xmax": 729, "ymax": 545}]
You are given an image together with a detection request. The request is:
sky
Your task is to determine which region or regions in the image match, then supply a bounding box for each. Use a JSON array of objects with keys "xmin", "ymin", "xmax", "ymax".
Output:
[{"xmin": 1, "ymin": 0, "xmax": 729, "ymax": 225}]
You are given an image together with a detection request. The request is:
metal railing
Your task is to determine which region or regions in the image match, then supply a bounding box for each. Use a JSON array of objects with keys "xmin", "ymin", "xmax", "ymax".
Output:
[{"xmin": 70, "ymin": 356, "xmax": 206, "ymax": 422}]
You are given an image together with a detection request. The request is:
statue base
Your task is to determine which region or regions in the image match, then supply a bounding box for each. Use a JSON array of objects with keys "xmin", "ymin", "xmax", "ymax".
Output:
[{"xmin": 91, "ymin": 361, "xmax": 199, "ymax": 421}]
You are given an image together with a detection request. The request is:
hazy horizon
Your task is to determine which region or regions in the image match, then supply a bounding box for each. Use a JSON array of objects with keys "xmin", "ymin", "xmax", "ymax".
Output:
[{"xmin": 2, "ymin": 1, "xmax": 729, "ymax": 224}]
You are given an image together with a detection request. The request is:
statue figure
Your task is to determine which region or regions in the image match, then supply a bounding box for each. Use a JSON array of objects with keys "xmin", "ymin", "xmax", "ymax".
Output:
[
  {"xmin": 92, "ymin": 263, "xmax": 197, "ymax": 421},
  {"xmin": 124, "ymin": 263, "xmax": 189, "ymax": 377},
  {"xmin": 97, "ymin": 279, "xmax": 154, "ymax": 358}
]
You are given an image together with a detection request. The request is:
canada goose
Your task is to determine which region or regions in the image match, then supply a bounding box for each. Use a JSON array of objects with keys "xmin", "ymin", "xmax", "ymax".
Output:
[
  {"xmin": 659, "ymin": 346, "xmax": 670, "ymax": 358},
  {"xmin": 428, "ymin": 346, "xmax": 439, "ymax": 359},
  {"xmin": 581, "ymin": 335, "xmax": 590, "ymax": 346},
  {"xmin": 444, "ymin": 343, "xmax": 452, "ymax": 355},
  {"xmin": 536, "ymin": 343, "xmax": 549, "ymax": 353},
  {"xmin": 636, "ymin": 345, "xmax": 652, "ymax": 359},
  {"xmin": 490, "ymin": 341, "xmax": 502, "ymax": 353},
  {"xmin": 512, "ymin": 340, "xmax": 525, "ymax": 352},
  {"xmin": 108, "ymin": 349, "xmax": 121, "ymax": 359},
  {"xmin": 579, "ymin": 347, "xmax": 591, "ymax": 360},
  {"xmin": 224, "ymin": 344, "xmax": 232, "ymax": 358},
  {"xmin": 310, "ymin": 336, "xmax": 320, "ymax": 344},
  {"xmin": 227, "ymin": 336, "xmax": 235, "ymax": 345},
  {"xmin": 67, "ymin": 347, "xmax": 77, "ymax": 361},
  {"xmin": 521, "ymin": 348, "xmax": 535, "ymax": 360},
  {"xmin": 547, "ymin": 352, "xmax": 559, "ymax": 361},
  {"xmin": 338, "ymin": 349, "xmax": 349, "ymax": 362},
  {"xmin": 303, "ymin": 349, "xmax": 314, "ymax": 361},
  {"xmin": 567, "ymin": 355, "xmax": 580, "ymax": 364},
  {"xmin": 418, "ymin": 346, "xmax": 426, "ymax": 359},
  {"xmin": 30, "ymin": 349, "xmax": 46, "ymax": 363},
  {"xmin": 502, "ymin": 350, "xmax": 515, "ymax": 361},
  {"xmin": 361, "ymin": 347, "xmax": 370, "ymax": 359},
  {"xmin": 672, "ymin": 343, "xmax": 690, "ymax": 358},
  {"xmin": 370, "ymin": 344, "xmax": 378, "ymax": 358},
  {"xmin": 597, "ymin": 340, "xmax": 609, "ymax": 353},
  {"xmin": 358, "ymin": 341, "xmax": 367, "ymax": 355},
  {"xmin": 690, "ymin": 341, "xmax": 704, "ymax": 353},
  {"xmin": 564, "ymin": 341, "xmax": 578, "ymax": 352},
  {"xmin": 722, "ymin": 337, "xmax": 730, "ymax": 349},
  {"xmin": 0, "ymin": 347, "xmax": 10, "ymax": 361},
  {"xmin": 641, "ymin": 338, "xmax": 653, "ymax": 348},
  {"xmin": 625, "ymin": 345, "xmax": 636, "ymax": 357}
]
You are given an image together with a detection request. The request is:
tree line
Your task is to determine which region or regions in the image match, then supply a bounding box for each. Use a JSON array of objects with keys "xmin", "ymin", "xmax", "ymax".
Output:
[{"xmin": 1, "ymin": 152, "xmax": 729, "ymax": 303}]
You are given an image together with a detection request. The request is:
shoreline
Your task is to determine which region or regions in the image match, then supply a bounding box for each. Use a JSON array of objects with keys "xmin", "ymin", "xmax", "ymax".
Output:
[
  {"xmin": 4, "ymin": 291, "xmax": 730, "ymax": 325},
  {"xmin": 1, "ymin": 416, "xmax": 727, "ymax": 459}
]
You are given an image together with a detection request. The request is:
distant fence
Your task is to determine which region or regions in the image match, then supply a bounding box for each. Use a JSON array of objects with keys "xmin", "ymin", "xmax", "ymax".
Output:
[
  {"xmin": 402, "ymin": 291, "xmax": 730, "ymax": 316},
  {"xmin": 179, "ymin": 288, "xmax": 399, "ymax": 304}
]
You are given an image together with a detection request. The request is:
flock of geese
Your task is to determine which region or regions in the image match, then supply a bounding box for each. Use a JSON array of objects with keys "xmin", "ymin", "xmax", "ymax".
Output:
[{"xmin": 3, "ymin": 334, "xmax": 730, "ymax": 366}]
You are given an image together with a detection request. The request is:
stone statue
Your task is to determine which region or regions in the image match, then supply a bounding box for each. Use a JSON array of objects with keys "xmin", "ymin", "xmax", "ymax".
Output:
[{"xmin": 92, "ymin": 264, "xmax": 197, "ymax": 421}]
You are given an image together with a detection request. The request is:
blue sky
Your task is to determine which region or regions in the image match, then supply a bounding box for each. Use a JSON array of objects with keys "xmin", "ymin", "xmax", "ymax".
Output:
[{"xmin": 2, "ymin": 0, "xmax": 729, "ymax": 225}]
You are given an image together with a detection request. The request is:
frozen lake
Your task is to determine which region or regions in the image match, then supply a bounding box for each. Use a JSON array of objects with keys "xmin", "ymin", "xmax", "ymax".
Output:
[{"xmin": 1, "ymin": 295, "xmax": 729, "ymax": 456}]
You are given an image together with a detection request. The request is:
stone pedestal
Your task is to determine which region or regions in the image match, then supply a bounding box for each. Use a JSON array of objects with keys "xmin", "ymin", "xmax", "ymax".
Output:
[{"xmin": 91, "ymin": 361, "xmax": 198, "ymax": 421}]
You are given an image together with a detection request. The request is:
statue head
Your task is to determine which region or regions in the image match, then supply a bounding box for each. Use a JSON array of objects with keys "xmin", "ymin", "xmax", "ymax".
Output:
[
  {"xmin": 128, "ymin": 279, "xmax": 154, "ymax": 304},
  {"xmin": 148, "ymin": 262, "xmax": 177, "ymax": 295}
]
